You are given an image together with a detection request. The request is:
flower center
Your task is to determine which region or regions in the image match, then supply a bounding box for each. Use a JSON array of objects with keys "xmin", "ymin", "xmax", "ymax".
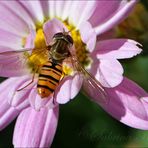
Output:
[
  {"xmin": 25, "ymin": 28, "xmax": 48, "ymax": 73},
  {"xmin": 64, "ymin": 20, "xmax": 92, "ymax": 69},
  {"xmin": 24, "ymin": 19, "xmax": 92, "ymax": 75},
  {"xmin": 34, "ymin": 29, "xmax": 46, "ymax": 48}
]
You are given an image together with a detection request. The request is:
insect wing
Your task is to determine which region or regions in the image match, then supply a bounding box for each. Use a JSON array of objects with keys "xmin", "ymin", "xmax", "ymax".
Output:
[
  {"xmin": 71, "ymin": 56, "xmax": 108, "ymax": 104},
  {"xmin": 0, "ymin": 47, "xmax": 51, "ymax": 77},
  {"xmin": 0, "ymin": 48, "xmax": 34, "ymax": 63},
  {"xmin": 31, "ymin": 47, "xmax": 51, "ymax": 66},
  {"xmin": 0, "ymin": 49, "xmax": 32, "ymax": 77},
  {"xmin": 82, "ymin": 73, "xmax": 108, "ymax": 105}
]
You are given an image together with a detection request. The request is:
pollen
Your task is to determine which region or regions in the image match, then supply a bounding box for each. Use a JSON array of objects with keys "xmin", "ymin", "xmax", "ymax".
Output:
[
  {"xmin": 21, "ymin": 37, "xmax": 27, "ymax": 47},
  {"xmin": 25, "ymin": 19, "xmax": 93, "ymax": 75},
  {"xmin": 63, "ymin": 20, "xmax": 92, "ymax": 69},
  {"xmin": 34, "ymin": 29, "xmax": 46, "ymax": 48},
  {"xmin": 26, "ymin": 28, "xmax": 48, "ymax": 73},
  {"xmin": 62, "ymin": 63, "xmax": 74, "ymax": 76}
]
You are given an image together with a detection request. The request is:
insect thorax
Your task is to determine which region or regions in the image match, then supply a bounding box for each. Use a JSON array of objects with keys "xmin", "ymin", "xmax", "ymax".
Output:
[{"xmin": 50, "ymin": 39, "xmax": 71, "ymax": 61}]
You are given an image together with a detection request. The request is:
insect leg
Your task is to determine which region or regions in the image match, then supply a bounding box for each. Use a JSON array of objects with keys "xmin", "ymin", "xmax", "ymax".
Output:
[
  {"xmin": 17, "ymin": 72, "xmax": 36, "ymax": 91},
  {"xmin": 17, "ymin": 67, "xmax": 39, "ymax": 91},
  {"xmin": 52, "ymin": 93, "xmax": 56, "ymax": 105}
]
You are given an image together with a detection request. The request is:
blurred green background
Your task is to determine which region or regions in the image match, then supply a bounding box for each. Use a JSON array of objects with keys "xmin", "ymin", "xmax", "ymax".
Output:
[{"xmin": 1, "ymin": 1, "xmax": 148, "ymax": 148}]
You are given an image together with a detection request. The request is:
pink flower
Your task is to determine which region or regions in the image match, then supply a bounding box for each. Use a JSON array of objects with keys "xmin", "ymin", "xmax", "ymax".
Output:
[{"xmin": 0, "ymin": 1, "xmax": 147, "ymax": 148}]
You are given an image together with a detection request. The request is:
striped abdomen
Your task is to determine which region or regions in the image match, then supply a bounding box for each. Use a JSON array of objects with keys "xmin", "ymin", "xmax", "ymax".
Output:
[{"xmin": 37, "ymin": 60, "xmax": 63, "ymax": 98}]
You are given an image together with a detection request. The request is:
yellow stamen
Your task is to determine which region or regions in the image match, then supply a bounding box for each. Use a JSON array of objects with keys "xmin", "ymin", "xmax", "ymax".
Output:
[
  {"xmin": 64, "ymin": 20, "xmax": 92, "ymax": 69},
  {"xmin": 63, "ymin": 63, "xmax": 74, "ymax": 76},
  {"xmin": 34, "ymin": 29, "xmax": 46, "ymax": 48},
  {"xmin": 24, "ymin": 19, "xmax": 93, "ymax": 75},
  {"xmin": 21, "ymin": 37, "xmax": 27, "ymax": 47},
  {"xmin": 26, "ymin": 28, "xmax": 48, "ymax": 73}
]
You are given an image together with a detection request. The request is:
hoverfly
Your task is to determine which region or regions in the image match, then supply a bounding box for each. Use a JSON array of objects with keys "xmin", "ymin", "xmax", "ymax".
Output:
[{"xmin": 0, "ymin": 31, "xmax": 107, "ymax": 103}]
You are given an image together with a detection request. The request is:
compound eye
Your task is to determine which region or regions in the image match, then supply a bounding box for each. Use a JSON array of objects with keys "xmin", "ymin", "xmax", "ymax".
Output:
[
  {"xmin": 66, "ymin": 35, "xmax": 73, "ymax": 45},
  {"xmin": 53, "ymin": 32, "xmax": 64, "ymax": 39}
]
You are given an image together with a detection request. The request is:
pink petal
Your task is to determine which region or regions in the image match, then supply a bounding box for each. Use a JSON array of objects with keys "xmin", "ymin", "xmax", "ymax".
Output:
[
  {"xmin": 44, "ymin": 19, "xmax": 95, "ymax": 53},
  {"xmin": 95, "ymin": 39, "xmax": 142, "ymax": 59},
  {"xmin": 58, "ymin": 1, "xmax": 72, "ymax": 20},
  {"xmin": 86, "ymin": 77, "xmax": 148, "ymax": 129},
  {"xmin": 141, "ymin": 97, "xmax": 148, "ymax": 104},
  {"xmin": 89, "ymin": 0, "xmax": 137, "ymax": 35},
  {"xmin": 0, "ymin": 28, "xmax": 35, "ymax": 77},
  {"xmin": 48, "ymin": 1, "xmax": 56, "ymax": 19},
  {"xmin": 0, "ymin": 2, "xmax": 31, "ymax": 36},
  {"xmin": 43, "ymin": 18, "xmax": 68, "ymax": 45},
  {"xmin": 29, "ymin": 74, "xmax": 83, "ymax": 109},
  {"xmin": 0, "ymin": 102, "xmax": 19, "ymax": 131},
  {"xmin": 0, "ymin": 76, "xmax": 34, "ymax": 110},
  {"xmin": 79, "ymin": 21, "xmax": 96, "ymax": 52},
  {"xmin": 90, "ymin": 58, "xmax": 123, "ymax": 87},
  {"xmin": 0, "ymin": 1, "xmax": 35, "ymax": 30},
  {"xmin": 54, "ymin": 1, "xmax": 66, "ymax": 19},
  {"xmin": 82, "ymin": 76, "xmax": 108, "ymax": 105},
  {"xmin": 0, "ymin": 29, "xmax": 23, "ymax": 49},
  {"xmin": 0, "ymin": 51, "xmax": 31, "ymax": 77},
  {"xmin": 24, "ymin": 28, "xmax": 36, "ymax": 48},
  {"xmin": 48, "ymin": 1, "xmax": 73, "ymax": 20},
  {"xmin": 68, "ymin": 1, "xmax": 97, "ymax": 27},
  {"xmin": 97, "ymin": 29, "xmax": 116, "ymax": 40},
  {"xmin": 40, "ymin": 1, "xmax": 50, "ymax": 19},
  {"xmin": 13, "ymin": 106, "xmax": 59, "ymax": 147},
  {"xmin": 47, "ymin": 1, "xmax": 96, "ymax": 26},
  {"xmin": 0, "ymin": 27, "xmax": 35, "ymax": 51},
  {"xmin": 55, "ymin": 74, "xmax": 83, "ymax": 104},
  {"xmin": 0, "ymin": 78, "xmax": 26, "ymax": 130},
  {"xmin": 29, "ymin": 88, "xmax": 55, "ymax": 111},
  {"xmin": 19, "ymin": 1, "xmax": 44, "ymax": 23}
]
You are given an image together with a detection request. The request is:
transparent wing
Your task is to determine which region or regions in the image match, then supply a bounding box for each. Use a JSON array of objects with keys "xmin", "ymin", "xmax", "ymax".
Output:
[
  {"xmin": 0, "ymin": 49, "xmax": 31, "ymax": 77},
  {"xmin": 0, "ymin": 47, "xmax": 50, "ymax": 77},
  {"xmin": 0, "ymin": 46, "xmax": 51, "ymax": 59},
  {"xmin": 30, "ymin": 46, "xmax": 51, "ymax": 66},
  {"xmin": 70, "ymin": 56, "xmax": 108, "ymax": 104}
]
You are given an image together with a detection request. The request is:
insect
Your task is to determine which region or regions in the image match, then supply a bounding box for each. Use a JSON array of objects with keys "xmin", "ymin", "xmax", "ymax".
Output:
[
  {"xmin": 37, "ymin": 32, "xmax": 73, "ymax": 98},
  {"xmin": 0, "ymin": 31, "xmax": 108, "ymax": 103}
]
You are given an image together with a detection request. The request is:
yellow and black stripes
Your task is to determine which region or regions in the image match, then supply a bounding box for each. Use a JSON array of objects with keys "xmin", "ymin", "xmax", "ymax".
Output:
[{"xmin": 37, "ymin": 61, "xmax": 63, "ymax": 98}]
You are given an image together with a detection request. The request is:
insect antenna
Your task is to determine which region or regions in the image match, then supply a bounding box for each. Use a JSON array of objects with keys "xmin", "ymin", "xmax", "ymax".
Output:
[{"xmin": 63, "ymin": 28, "xmax": 71, "ymax": 35}]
